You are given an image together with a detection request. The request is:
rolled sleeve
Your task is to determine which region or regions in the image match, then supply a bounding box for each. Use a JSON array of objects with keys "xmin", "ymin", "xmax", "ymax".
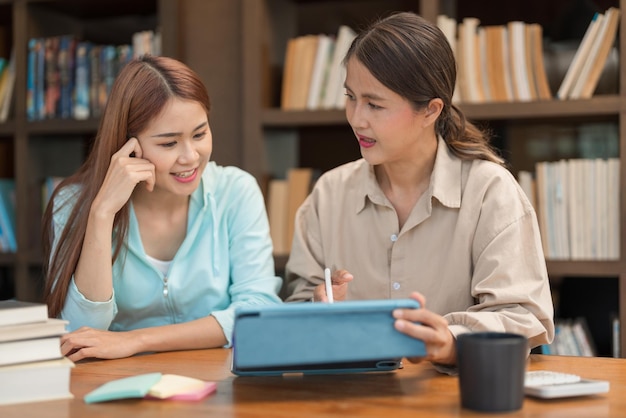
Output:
[{"xmin": 61, "ymin": 278, "xmax": 117, "ymax": 331}]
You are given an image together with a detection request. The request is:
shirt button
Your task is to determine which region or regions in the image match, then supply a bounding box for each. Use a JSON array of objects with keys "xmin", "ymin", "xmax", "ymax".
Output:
[
  {"xmin": 390, "ymin": 234, "xmax": 398, "ymax": 242},
  {"xmin": 393, "ymin": 282, "xmax": 400, "ymax": 290}
]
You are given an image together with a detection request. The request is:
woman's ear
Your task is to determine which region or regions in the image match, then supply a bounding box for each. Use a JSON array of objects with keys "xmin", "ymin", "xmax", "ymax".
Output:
[{"xmin": 423, "ymin": 98, "xmax": 444, "ymax": 128}]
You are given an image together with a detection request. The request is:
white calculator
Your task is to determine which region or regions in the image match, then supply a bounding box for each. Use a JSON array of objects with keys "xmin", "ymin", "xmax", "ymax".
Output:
[{"xmin": 524, "ymin": 370, "xmax": 610, "ymax": 399}]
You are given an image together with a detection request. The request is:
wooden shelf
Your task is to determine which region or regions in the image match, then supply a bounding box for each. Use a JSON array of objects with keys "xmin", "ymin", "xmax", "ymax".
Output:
[
  {"xmin": 260, "ymin": 96, "xmax": 622, "ymax": 129},
  {"xmin": 546, "ymin": 260, "xmax": 623, "ymax": 277},
  {"xmin": 25, "ymin": 119, "xmax": 101, "ymax": 135},
  {"xmin": 0, "ymin": 252, "xmax": 16, "ymax": 266},
  {"xmin": 462, "ymin": 96, "xmax": 622, "ymax": 120},
  {"xmin": 0, "ymin": 121, "xmax": 15, "ymax": 135},
  {"xmin": 262, "ymin": 108, "xmax": 347, "ymax": 127}
]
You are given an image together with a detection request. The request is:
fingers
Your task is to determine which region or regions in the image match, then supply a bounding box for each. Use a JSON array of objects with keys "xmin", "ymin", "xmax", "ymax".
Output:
[
  {"xmin": 120, "ymin": 137, "xmax": 143, "ymax": 159},
  {"xmin": 408, "ymin": 291, "xmax": 426, "ymax": 307},
  {"xmin": 313, "ymin": 283, "xmax": 328, "ymax": 302},
  {"xmin": 331, "ymin": 269, "xmax": 353, "ymax": 285},
  {"xmin": 392, "ymin": 301, "xmax": 456, "ymax": 364}
]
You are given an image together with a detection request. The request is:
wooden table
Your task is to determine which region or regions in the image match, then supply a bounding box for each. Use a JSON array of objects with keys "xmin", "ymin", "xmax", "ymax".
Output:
[{"xmin": 1, "ymin": 350, "xmax": 624, "ymax": 417}]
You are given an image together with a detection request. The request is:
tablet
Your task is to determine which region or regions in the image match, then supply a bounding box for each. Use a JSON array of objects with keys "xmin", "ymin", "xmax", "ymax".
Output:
[{"xmin": 231, "ymin": 299, "xmax": 426, "ymax": 376}]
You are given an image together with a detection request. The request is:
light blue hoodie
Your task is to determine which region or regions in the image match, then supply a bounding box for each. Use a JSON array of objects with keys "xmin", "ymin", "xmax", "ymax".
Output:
[{"xmin": 53, "ymin": 162, "xmax": 282, "ymax": 345}]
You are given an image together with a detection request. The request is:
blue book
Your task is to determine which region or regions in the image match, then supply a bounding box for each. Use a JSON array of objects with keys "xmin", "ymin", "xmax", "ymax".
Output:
[
  {"xmin": 26, "ymin": 38, "xmax": 37, "ymax": 120},
  {"xmin": 58, "ymin": 35, "xmax": 76, "ymax": 119},
  {"xmin": 0, "ymin": 179, "xmax": 16, "ymax": 252},
  {"xmin": 73, "ymin": 41, "xmax": 91, "ymax": 120}
]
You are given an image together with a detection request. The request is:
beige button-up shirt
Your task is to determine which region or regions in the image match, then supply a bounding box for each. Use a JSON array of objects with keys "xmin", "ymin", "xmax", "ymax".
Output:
[{"xmin": 285, "ymin": 137, "xmax": 554, "ymax": 348}]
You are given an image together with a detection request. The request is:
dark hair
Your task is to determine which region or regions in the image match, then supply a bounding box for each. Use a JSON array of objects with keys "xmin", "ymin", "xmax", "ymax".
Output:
[
  {"xmin": 42, "ymin": 55, "xmax": 211, "ymax": 318},
  {"xmin": 344, "ymin": 11, "xmax": 503, "ymax": 164}
]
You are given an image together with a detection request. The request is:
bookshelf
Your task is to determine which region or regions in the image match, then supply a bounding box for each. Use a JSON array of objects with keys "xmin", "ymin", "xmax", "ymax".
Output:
[
  {"xmin": 241, "ymin": 0, "xmax": 626, "ymax": 356},
  {"xmin": 0, "ymin": 0, "xmax": 248, "ymax": 303}
]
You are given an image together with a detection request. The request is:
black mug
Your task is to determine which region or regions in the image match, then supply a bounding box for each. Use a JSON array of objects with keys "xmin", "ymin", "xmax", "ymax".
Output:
[{"xmin": 457, "ymin": 332, "xmax": 528, "ymax": 412}]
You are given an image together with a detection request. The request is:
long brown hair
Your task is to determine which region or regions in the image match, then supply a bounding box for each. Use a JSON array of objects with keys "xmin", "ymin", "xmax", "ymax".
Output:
[
  {"xmin": 344, "ymin": 12, "xmax": 504, "ymax": 165},
  {"xmin": 42, "ymin": 55, "xmax": 211, "ymax": 318}
]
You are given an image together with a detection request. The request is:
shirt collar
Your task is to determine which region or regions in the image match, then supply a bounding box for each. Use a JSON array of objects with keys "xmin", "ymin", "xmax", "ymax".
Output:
[
  {"xmin": 356, "ymin": 135, "xmax": 462, "ymax": 213},
  {"xmin": 431, "ymin": 135, "xmax": 462, "ymax": 209}
]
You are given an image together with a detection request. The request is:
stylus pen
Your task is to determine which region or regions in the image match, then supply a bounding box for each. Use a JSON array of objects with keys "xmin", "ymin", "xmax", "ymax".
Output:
[{"xmin": 324, "ymin": 267, "xmax": 334, "ymax": 303}]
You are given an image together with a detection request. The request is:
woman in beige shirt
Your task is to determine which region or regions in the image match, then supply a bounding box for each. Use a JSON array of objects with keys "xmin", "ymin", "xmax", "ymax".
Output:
[{"xmin": 284, "ymin": 12, "xmax": 554, "ymax": 367}]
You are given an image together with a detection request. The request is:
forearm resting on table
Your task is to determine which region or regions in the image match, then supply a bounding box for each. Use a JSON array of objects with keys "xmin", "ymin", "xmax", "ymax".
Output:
[{"xmin": 131, "ymin": 315, "xmax": 228, "ymax": 353}]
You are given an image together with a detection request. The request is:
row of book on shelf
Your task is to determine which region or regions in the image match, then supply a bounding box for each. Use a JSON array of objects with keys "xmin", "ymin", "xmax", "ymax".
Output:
[
  {"xmin": 540, "ymin": 318, "xmax": 596, "ymax": 357},
  {"xmin": 279, "ymin": 6, "xmax": 620, "ymax": 110},
  {"xmin": 0, "ymin": 299, "xmax": 73, "ymax": 405},
  {"xmin": 26, "ymin": 29, "xmax": 161, "ymax": 122},
  {"xmin": 518, "ymin": 158, "xmax": 619, "ymax": 261},
  {"xmin": 436, "ymin": 6, "xmax": 620, "ymax": 104}
]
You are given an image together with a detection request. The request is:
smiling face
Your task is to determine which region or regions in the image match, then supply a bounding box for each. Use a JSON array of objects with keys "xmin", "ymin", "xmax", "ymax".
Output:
[
  {"xmin": 344, "ymin": 58, "xmax": 438, "ymax": 167},
  {"xmin": 136, "ymin": 97, "xmax": 212, "ymax": 197}
]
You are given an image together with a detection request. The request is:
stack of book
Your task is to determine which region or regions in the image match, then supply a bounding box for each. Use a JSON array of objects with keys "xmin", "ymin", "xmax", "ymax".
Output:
[{"xmin": 0, "ymin": 300, "xmax": 73, "ymax": 405}]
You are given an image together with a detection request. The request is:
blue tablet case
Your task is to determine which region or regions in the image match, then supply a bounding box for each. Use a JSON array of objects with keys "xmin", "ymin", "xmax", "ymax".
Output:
[{"xmin": 231, "ymin": 299, "xmax": 426, "ymax": 376}]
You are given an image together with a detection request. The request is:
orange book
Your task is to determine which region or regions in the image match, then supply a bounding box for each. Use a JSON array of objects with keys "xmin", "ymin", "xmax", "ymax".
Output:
[
  {"xmin": 267, "ymin": 179, "xmax": 289, "ymax": 255},
  {"xmin": 286, "ymin": 168, "xmax": 313, "ymax": 251},
  {"xmin": 280, "ymin": 38, "xmax": 297, "ymax": 110},
  {"xmin": 528, "ymin": 23, "xmax": 551, "ymax": 100},
  {"xmin": 290, "ymin": 35, "xmax": 319, "ymax": 110}
]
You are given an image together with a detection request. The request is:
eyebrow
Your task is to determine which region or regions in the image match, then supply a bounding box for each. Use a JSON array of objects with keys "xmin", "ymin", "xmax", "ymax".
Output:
[
  {"xmin": 150, "ymin": 121, "xmax": 208, "ymax": 138},
  {"xmin": 344, "ymin": 83, "xmax": 386, "ymax": 101}
]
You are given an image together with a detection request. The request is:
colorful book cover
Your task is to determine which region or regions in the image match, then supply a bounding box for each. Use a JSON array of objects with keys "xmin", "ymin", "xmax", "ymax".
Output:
[
  {"xmin": 26, "ymin": 38, "xmax": 38, "ymax": 121},
  {"xmin": 36, "ymin": 37, "xmax": 46, "ymax": 120},
  {"xmin": 58, "ymin": 35, "xmax": 76, "ymax": 119},
  {"xmin": 44, "ymin": 36, "xmax": 61, "ymax": 119},
  {"xmin": 73, "ymin": 41, "xmax": 91, "ymax": 120},
  {"xmin": 0, "ymin": 179, "xmax": 16, "ymax": 252}
]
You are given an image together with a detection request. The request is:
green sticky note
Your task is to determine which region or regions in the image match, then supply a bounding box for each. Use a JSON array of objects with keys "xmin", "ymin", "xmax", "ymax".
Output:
[{"xmin": 84, "ymin": 373, "xmax": 162, "ymax": 403}]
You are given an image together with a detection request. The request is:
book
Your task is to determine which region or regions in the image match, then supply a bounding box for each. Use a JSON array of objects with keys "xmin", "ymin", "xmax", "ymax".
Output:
[
  {"xmin": 58, "ymin": 34, "xmax": 76, "ymax": 119},
  {"xmin": 0, "ymin": 178, "xmax": 16, "ymax": 252},
  {"xmin": 477, "ymin": 27, "xmax": 491, "ymax": 102},
  {"xmin": 286, "ymin": 168, "xmax": 314, "ymax": 253},
  {"xmin": 0, "ymin": 336, "xmax": 64, "ymax": 366},
  {"xmin": 458, "ymin": 17, "xmax": 484, "ymax": 103},
  {"xmin": 0, "ymin": 49, "xmax": 15, "ymax": 122},
  {"xmin": 0, "ymin": 318, "xmax": 68, "ymax": 343},
  {"xmin": 306, "ymin": 34, "xmax": 334, "ymax": 110},
  {"xmin": 321, "ymin": 25, "xmax": 356, "ymax": 109},
  {"xmin": 436, "ymin": 14, "xmax": 460, "ymax": 103},
  {"xmin": 484, "ymin": 25, "xmax": 512, "ymax": 102},
  {"xmin": 89, "ymin": 44, "xmax": 102, "ymax": 118},
  {"xmin": 26, "ymin": 38, "xmax": 41, "ymax": 120},
  {"xmin": 44, "ymin": 36, "xmax": 61, "ymax": 119},
  {"xmin": 507, "ymin": 21, "xmax": 532, "ymax": 101},
  {"xmin": 0, "ymin": 357, "xmax": 74, "ymax": 405},
  {"xmin": 523, "ymin": 22, "xmax": 539, "ymax": 101},
  {"xmin": 556, "ymin": 13, "xmax": 602, "ymax": 100},
  {"xmin": 0, "ymin": 300, "xmax": 48, "ymax": 327},
  {"xmin": 267, "ymin": 179, "xmax": 290, "ymax": 255},
  {"xmin": 572, "ymin": 7, "xmax": 621, "ymax": 99},
  {"xmin": 290, "ymin": 35, "xmax": 319, "ymax": 110},
  {"xmin": 280, "ymin": 37, "xmax": 297, "ymax": 110},
  {"xmin": 73, "ymin": 41, "xmax": 91, "ymax": 120},
  {"xmin": 528, "ymin": 23, "xmax": 551, "ymax": 100}
]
